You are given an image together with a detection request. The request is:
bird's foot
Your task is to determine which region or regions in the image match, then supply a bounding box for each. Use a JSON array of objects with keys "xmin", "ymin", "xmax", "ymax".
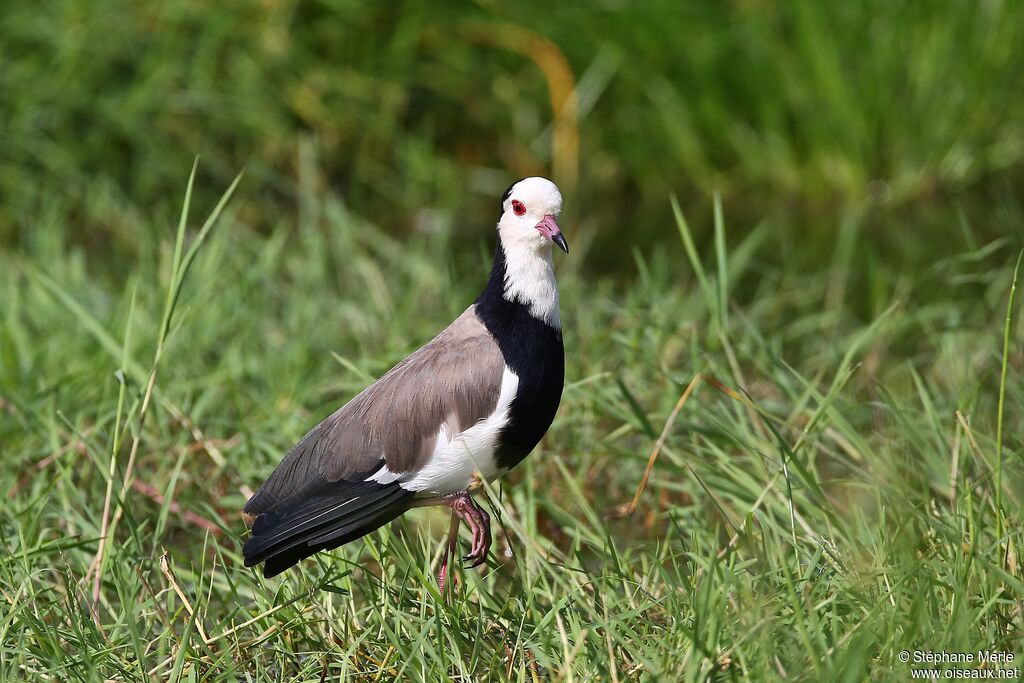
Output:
[
  {"xmin": 441, "ymin": 490, "xmax": 491, "ymax": 568},
  {"xmin": 437, "ymin": 558, "xmax": 452, "ymax": 594},
  {"xmin": 437, "ymin": 510, "xmax": 461, "ymax": 595}
]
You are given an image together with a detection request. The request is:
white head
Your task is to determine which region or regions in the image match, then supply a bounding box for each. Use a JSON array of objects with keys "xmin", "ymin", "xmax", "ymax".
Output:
[
  {"xmin": 497, "ymin": 177, "xmax": 568, "ymax": 256},
  {"xmin": 495, "ymin": 177, "xmax": 568, "ymax": 328}
]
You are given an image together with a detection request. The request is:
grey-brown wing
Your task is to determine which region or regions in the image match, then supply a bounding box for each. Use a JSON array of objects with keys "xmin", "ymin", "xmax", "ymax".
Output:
[{"xmin": 243, "ymin": 306, "xmax": 504, "ymax": 516}]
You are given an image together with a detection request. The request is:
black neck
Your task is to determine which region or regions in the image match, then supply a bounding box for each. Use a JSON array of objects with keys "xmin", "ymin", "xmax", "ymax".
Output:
[{"xmin": 475, "ymin": 240, "xmax": 511, "ymax": 318}]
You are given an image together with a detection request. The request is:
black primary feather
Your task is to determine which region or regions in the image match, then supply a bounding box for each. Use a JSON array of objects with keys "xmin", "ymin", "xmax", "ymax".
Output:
[{"xmin": 243, "ymin": 481, "xmax": 414, "ymax": 578}]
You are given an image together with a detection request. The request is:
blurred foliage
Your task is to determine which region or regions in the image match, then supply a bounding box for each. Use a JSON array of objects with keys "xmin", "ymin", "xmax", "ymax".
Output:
[{"xmin": 3, "ymin": 0, "xmax": 1023, "ymax": 276}]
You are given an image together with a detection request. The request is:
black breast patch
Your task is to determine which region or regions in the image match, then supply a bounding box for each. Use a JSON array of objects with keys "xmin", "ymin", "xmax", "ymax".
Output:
[{"xmin": 474, "ymin": 245, "xmax": 565, "ymax": 470}]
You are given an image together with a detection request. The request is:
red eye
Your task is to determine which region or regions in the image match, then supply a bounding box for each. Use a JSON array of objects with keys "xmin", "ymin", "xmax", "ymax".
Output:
[{"xmin": 511, "ymin": 199, "xmax": 526, "ymax": 216}]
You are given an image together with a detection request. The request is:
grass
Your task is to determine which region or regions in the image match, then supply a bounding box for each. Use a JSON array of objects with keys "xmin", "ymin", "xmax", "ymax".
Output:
[
  {"xmin": 1, "ymin": 161, "xmax": 1021, "ymax": 680},
  {"xmin": 3, "ymin": 1, "xmax": 1024, "ymax": 680}
]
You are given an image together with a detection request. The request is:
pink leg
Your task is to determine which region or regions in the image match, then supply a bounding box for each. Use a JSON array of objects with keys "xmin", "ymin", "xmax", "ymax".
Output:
[
  {"xmin": 441, "ymin": 491, "xmax": 491, "ymax": 568},
  {"xmin": 437, "ymin": 511, "xmax": 461, "ymax": 594},
  {"xmin": 411, "ymin": 490, "xmax": 492, "ymax": 593}
]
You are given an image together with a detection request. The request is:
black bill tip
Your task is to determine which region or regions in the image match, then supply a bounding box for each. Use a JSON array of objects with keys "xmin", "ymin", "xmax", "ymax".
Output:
[{"xmin": 552, "ymin": 233, "xmax": 570, "ymax": 254}]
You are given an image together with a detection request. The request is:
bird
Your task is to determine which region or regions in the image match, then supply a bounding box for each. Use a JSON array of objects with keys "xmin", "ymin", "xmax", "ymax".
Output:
[{"xmin": 241, "ymin": 176, "xmax": 568, "ymax": 589}]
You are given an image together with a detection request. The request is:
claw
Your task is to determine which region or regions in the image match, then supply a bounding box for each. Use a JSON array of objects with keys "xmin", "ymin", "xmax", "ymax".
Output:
[{"xmin": 464, "ymin": 554, "xmax": 487, "ymax": 569}]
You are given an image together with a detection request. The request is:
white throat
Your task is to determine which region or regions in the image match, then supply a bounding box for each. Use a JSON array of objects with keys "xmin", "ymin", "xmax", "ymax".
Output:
[{"xmin": 499, "ymin": 235, "xmax": 561, "ymax": 329}]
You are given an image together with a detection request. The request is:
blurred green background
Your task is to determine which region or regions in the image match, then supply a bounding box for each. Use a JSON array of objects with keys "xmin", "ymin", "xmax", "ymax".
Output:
[
  {"xmin": 4, "ymin": 0, "xmax": 1022, "ymax": 276},
  {"xmin": 3, "ymin": 1, "xmax": 1024, "ymax": 679}
]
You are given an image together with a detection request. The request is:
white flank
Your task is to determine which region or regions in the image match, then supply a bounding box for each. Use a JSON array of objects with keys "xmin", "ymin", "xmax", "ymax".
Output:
[
  {"xmin": 366, "ymin": 462, "xmax": 402, "ymax": 485},
  {"xmin": 376, "ymin": 366, "xmax": 520, "ymax": 495}
]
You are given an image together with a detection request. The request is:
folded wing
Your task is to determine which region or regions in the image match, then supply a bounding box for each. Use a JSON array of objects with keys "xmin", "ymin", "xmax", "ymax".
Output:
[{"xmin": 242, "ymin": 306, "xmax": 505, "ymax": 576}]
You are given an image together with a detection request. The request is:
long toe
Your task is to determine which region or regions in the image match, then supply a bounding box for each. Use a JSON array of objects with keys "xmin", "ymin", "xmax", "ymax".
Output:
[
  {"xmin": 463, "ymin": 528, "xmax": 491, "ymax": 568},
  {"xmin": 462, "ymin": 539, "xmax": 485, "ymax": 566},
  {"xmin": 469, "ymin": 532, "xmax": 486, "ymax": 561}
]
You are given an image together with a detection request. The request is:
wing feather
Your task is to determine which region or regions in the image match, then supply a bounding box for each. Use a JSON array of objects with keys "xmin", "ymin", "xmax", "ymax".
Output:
[{"xmin": 244, "ymin": 305, "xmax": 504, "ymax": 517}]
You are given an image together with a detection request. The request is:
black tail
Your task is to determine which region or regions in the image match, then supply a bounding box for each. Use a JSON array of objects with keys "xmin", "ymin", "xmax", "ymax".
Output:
[{"xmin": 242, "ymin": 481, "xmax": 413, "ymax": 578}]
